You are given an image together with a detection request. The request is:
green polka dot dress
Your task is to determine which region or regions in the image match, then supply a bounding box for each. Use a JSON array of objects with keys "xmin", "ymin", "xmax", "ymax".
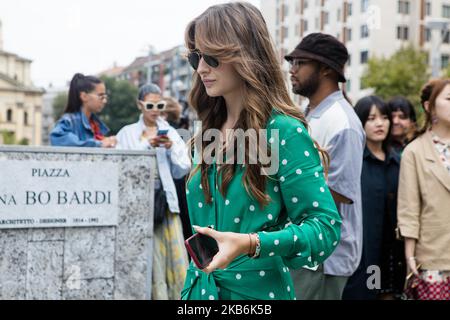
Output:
[{"xmin": 181, "ymin": 112, "xmax": 341, "ymax": 300}]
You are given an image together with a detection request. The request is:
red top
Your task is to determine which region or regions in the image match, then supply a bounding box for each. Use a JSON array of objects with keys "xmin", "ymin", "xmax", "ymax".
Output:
[{"xmin": 89, "ymin": 118, "xmax": 104, "ymax": 141}]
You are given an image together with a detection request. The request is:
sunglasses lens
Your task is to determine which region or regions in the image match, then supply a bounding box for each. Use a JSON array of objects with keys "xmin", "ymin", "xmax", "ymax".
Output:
[
  {"xmin": 188, "ymin": 53, "xmax": 200, "ymax": 70},
  {"xmin": 204, "ymin": 55, "xmax": 219, "ymax": 68},
  {"xmin": 157, "ymin": 103, "xmax": 166, "ymax": 110},
  {"xmin": 145, "ymin": 103, "xmax": 154, "ymax": 110}
]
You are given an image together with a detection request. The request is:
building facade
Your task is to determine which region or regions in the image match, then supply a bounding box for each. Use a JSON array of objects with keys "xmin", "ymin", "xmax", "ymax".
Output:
[
  {"xmin": 261, "ymin": 0, "xmax": 450, "ymax": 102},
  {"xmin": 114, "ymin": 45, "xmax": 193, "ymax": 105},
  {"xmin": 0, "ymin": 19, "xmax": 44, "ymax": 145}
]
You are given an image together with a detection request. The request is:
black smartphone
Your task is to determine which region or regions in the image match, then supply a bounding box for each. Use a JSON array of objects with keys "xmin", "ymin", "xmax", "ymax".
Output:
[{"xmin": 185, "ymin": 233, "xmax": 219, "ymax": 269}]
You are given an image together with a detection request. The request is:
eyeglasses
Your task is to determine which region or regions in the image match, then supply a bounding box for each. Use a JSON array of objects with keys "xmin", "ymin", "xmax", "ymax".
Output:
[
  {"xmin": 187, "ymin": 51, "xmax": 219, "ymax": 70},
  {"xmin": 90, "ymin": 93, "xmax": 108, "ymax": 101},
  {"xmin": 288, "ymin": 59, "xmax": 311, "ymax": 69},
  {"xmin": 140, "ymin": 100, "xmax": 167, "ymax": 111}
]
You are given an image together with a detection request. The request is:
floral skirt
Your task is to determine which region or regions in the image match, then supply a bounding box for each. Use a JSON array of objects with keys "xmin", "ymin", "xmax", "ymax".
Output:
[{"xmin": 152, "ymin": 210, "xmax": 189, "ymax": 300}]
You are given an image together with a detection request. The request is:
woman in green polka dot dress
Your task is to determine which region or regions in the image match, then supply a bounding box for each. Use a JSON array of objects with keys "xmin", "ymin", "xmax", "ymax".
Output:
[{"xmin": 181, "ymin": 2, "xmax": 341, "ymax": 300}]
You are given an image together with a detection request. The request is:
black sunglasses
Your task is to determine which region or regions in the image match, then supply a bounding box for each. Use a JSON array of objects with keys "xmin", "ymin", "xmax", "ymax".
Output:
[
  {"xmin": 140, "ymin": 101, "xmax": 167, "ymax": 111},
  {"xmin": 187, "ymin": 51, "xmax": 219, "ymax": 70}
]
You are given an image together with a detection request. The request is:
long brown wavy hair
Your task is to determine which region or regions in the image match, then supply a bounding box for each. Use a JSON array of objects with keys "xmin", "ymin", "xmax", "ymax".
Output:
[{"xmin": 185, "ymin": 2, "xmax": 329, "ymax": 207}]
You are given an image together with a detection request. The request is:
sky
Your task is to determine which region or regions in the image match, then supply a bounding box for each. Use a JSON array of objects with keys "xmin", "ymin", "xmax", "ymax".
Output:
[{"xmin": 0, "ymin": 0, "xmax": 260, "ymax": 88}]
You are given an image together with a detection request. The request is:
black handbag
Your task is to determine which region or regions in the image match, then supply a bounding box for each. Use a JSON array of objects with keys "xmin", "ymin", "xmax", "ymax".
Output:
[{"xmin": 153, "ymin": 188, "xmax": 168, "ymax": 226}]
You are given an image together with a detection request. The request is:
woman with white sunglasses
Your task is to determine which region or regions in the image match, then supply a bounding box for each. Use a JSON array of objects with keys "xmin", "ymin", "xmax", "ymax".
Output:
[{"xmin": 116, "ymin": 83, "xmax": 191, "ymax": 300}]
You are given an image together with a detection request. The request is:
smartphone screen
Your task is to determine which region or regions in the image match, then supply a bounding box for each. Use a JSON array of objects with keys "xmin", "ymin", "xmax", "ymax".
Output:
[
  {"xmin": 157, "ymin": 129, "xmax": 169, "ymax": 136},
  {"xmin": 185, "ymin": 233, "xmax": 219, "ymax": 269}
]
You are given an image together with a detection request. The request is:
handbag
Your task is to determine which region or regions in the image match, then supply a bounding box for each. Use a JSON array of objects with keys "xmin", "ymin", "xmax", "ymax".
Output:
[
  {"xmin": 403, "ymin": 266, "xmax": 450, "ymax": 300},
  {"xmin": 153, "ymin": 188, "xmax": 168, "ymax": 226}
]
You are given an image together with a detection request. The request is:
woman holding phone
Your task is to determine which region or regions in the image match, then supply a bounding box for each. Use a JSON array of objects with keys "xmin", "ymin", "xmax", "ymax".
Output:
[
  {"xmin": 181, "ymin": 2, "xmax": 341, "ymax": 300},
  {"xmin": 116, "ymin": 83, "xmax": 191, "ymax": 300}
]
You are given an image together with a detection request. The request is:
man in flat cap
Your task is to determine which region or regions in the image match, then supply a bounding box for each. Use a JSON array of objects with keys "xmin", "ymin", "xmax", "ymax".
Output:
[{"xmin": 286, "ymin": 33, "xmax": 365, "ymax": 300}]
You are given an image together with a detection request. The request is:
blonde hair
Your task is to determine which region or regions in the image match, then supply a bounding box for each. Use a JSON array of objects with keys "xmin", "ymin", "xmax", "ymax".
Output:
[{"xmin": 185, "ymin": 2, "xmax": 328, "ymax": 206}]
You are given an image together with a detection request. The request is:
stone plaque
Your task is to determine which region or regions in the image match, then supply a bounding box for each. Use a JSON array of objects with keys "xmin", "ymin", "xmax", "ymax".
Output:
[{"xmin": 0, "ymin": 160, "xmax": 119, "ymax": 229}]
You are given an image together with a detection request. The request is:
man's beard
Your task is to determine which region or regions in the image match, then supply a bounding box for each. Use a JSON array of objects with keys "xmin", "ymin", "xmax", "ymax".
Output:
[{"xmin": 292, "ymin": 71, "xmax": 320, "ymax": 98}]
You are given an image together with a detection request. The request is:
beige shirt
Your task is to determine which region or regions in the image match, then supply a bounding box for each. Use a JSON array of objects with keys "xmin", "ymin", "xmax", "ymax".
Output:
[{"xmin": 398, "ymin": 131, "xmax": 450, "ymax": 270}]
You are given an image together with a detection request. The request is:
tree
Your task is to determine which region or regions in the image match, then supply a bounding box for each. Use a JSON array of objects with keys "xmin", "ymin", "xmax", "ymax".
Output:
[
  {"xmin": 51, "ymin": 77, "xmax": 140, "ymax": 135},
  {"xmin": 361, "ymin": 45, "xmax": 429, "ymax": 124},
  {"xmin": 18, "ymin": 138, "xmax": 29, "ymax": 145},
  {"xmin": 442, "ymin": 64, "xmax": 450, "ymax": 78},
  {"xmin": 0, "ymin": 131, "xmax": 15, "ymax": 145},
  {"xmin": 53, "ymin": 92, "xmax": 68, "ymax": 120},
  {"xmin": 99, "ymin": 76, "xmax": 140, "ymax": 135}
]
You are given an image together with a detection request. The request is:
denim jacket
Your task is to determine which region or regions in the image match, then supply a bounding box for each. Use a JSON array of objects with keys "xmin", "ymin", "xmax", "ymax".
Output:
[
  {"xmin": 115, "ymin": 115, "xmax": 191, "ymax": 213},
  {"xmin": 50, "ymin": 111, "xmax": 110, "ymax": 147}
]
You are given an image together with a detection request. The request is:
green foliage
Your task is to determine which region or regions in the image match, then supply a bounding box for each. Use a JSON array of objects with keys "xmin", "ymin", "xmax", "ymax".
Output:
[
  {"xmin": 99, "ymin": 76, "xmax": 140, "ymax": 135},
  {"xmin": 18, "ymin": 138, "xmax": 29, "ymax": 145},
  {"xmin": 1, "ymin": 131, "xmax": 16, "ymax": 145},
  {"xmin": 443, "ymin": 65, "xmax": 450, "ymax": 78},
  {"xmin": 361, "ymin": 45, "xmax": 429, "ymax": 124},
  {"xmin": 52, "ymin": 92, "xmax": 68, "ymax": 120}
]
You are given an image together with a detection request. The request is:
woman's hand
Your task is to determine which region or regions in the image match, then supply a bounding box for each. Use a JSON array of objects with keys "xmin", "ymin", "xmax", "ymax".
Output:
[
  {"xmin": 193, "ymin": 226, "xmax": 251, "ymax": 274},
  {"xmin": 405, "ymin": 238, "xmax": 419, "ymax": 276},
  {"xmin": 101, "ymin": 136, "xmax": 117, "ymax": 148},
  {"xmin": 149, "ymin": 137, "xmax": 159, "ymax": 148},
  {"xmin": 406, "ymin": 257, "xmax": 419, "ymax": 276},
  {"xmin": 150, "ymin": 136, "xmax": 173, "ymax": 149}
]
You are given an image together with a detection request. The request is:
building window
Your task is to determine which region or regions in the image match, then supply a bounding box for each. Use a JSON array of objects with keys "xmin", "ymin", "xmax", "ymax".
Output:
[
  {"xmin": 443, "ymin": 5, "xmax": 450, "ymax": 18},
  {"xmin": 348, "ymin": 2, "xmax": 353, "ymax": 16},
  {"xmin": 361, "ymin": 0, "xmax": 369, "ymax": 13},
  {"xmin": 425, "ymin": 27, "xmax": 431, "ymax": 42},
  {"xmin": 442, "ymin": 54, "xmax": 450, "ymax": 69},
  {"xmin": 283, "ymin": 26, "xmax": 289, "ymax": 39},
  {"xmin": 324, "ymin": 11, "xmax": 329, "ymax": 25},
  {"xmin": 348, "ymin": 54, "xmax": 352, "ymax": 66},
  {"xmin": 361, "ymin": 24, "xmax": 369, "ymax": 38},
  {"xmin": 6, "ymin": 109, "xmax": 13, "ymax": 122},
  {"xmin": 426, "ymin": 1, "xmax": 432, "ymax": 16},
  {"xmin": 398, "ymin": 0, "xmax": 410, "ymax": 14},
  {"xmin": 304, "ymin": 0, "xmax": 309, "ymax": 10},
  {"xmin": 361, "ymin": 50, "xmax": 369, "ymax": 64},
  {"xmin": 24, "ymin": 112, "xmax": 29, "ymax": 126},
  {"xmin": 303, "ymin": 20, "xmax": 308, "ymax": 32},
  {"xmin": 283, "ymin": 4, "xmax": 289, "ymax": 18},
  {"xmin": 346, "ymin": 27, "xmax": 353, "ymax": 41},
  {"xmin": 338, "ymin": 8, "xmax": 341, "ymax": 21},
  {"xmin": 443, "ymin": 30, "xmax": 450, "ymax": 44},
  {"xmin": 397, "ymin": 25, "xmax": 409, "ymax": 40}
]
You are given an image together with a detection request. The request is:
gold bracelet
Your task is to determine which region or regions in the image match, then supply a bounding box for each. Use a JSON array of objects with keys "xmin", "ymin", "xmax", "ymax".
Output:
[
  {"xmin": 247, "ymin": 233, "xmax": 254, "ymax": 256},
  {"xmin": 248, "ymin": 233, "xmax": 261, "ymax": 259}
]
